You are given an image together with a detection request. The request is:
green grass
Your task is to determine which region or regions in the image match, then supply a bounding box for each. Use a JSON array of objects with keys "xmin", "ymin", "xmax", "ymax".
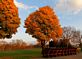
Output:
[{"xmin": 0, "ymin": 48, "xmax": 42, "ymax": 59}]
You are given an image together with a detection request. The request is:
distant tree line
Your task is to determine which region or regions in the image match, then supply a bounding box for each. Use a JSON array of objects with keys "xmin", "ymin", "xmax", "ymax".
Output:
[{"xmin": 0, "ymin": 39, "xmax": 33, "ymax": 51}]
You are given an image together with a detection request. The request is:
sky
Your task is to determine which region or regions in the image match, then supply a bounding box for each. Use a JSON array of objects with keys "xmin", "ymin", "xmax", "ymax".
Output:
[{"xmin": 3, "ymin": 0, "xmax": 82, "ymax": 43}]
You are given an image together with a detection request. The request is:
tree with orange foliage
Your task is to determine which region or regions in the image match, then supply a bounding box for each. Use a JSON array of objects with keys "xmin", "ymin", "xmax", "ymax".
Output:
[
  {"xmin": 24, "ymin": 6, "xmax": 62, "ymax": 48},
  {"xmin": 0, "ymin": 0, "xmax": 20, "ymax": 39}
]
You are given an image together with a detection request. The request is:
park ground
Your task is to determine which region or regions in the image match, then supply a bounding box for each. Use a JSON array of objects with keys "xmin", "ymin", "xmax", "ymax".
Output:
[{"xmin": 0, "ymin": 48, "xmax": 82, "ymax": 59}]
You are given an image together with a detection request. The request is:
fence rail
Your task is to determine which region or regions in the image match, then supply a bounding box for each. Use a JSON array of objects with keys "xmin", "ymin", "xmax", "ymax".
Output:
[{"xmin": 42, "ymin": 48, "xmax": 77, "ymax": 57}]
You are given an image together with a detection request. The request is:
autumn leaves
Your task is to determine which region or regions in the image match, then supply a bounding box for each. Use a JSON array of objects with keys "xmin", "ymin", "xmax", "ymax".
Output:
[
  {"xmin": 0, "ymin": 0, "xmax": 20, "ymax": 39},
  {"xmin": 24, "ymin": 6, "xmax": 62, "ymax": 42},
  {"xmin": 0, "ymin": 0, "xmax": 62, "ymax": 42}
]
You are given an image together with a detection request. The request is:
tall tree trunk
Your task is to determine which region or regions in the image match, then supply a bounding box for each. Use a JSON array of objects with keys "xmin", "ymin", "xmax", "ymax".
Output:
[
  {"xmin": 41, "ymin": 40, "xmax": 45, "ymax": 56},
  {"xmin": 41, "ymin": 40, "xmax": 45, "ymax": 49}
]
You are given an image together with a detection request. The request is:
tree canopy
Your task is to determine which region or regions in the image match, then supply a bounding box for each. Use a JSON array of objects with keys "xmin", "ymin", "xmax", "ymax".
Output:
[
  {"xmin": 0, "ymin": 0, "xmax": 20, "ymax": 39},
  {"xmin": 24, "ymin": 6, "xmax": 62, "ymax": 42}
]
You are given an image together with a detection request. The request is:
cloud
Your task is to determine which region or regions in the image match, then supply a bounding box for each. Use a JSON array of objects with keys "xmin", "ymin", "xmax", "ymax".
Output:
[
  {"xmin": 56, "ymin": 0, "xmax": 82, "ymax": 14},
  {"xmin": 14, "ymin": 0, "xmax": 38, "ymax": 10}
]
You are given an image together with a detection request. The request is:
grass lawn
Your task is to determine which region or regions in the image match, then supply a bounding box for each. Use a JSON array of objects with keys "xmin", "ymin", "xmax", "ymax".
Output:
[
  {"xmin": 0, "ymin": 48, "xmax": 82, "ymax": 59},
  {"xmin": 0, "ymin": 48, "xmax": 42, "ymax": 59}
]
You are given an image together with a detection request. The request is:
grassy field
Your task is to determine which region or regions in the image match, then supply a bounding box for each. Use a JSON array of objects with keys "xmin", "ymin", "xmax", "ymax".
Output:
[
  {"xmin": 0, "ymin": 48, "xmax": 82, "ymax": 59},
  {"xmin": 0, "ymin": 48, "xmax": 42, "ymax": 59}
]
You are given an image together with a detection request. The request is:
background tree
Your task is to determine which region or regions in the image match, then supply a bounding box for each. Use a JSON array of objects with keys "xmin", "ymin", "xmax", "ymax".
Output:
[
  {"xmin": 0, "ymin": 0, "xmax": 20, "ymax": 39},
  {"xmin": 0, "ymin": 39, "xmax": 28, "ymax": 51},
  {"xmin": 62, "ymin": 26, "xmax": 81, "ymax": 48},
  {"xmin": 24, "ymin": 6, "xmax": 62, "ymax": 48}
]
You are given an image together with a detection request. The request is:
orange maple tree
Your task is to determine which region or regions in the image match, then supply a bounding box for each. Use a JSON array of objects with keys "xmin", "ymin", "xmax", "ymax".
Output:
[
  {"xmin": 0, "ymin": 0, "xmax": 20, "ymax": 39},
  {"xmin": 24, "ymin": 6, "xmax": 62, "ymax": 48}
]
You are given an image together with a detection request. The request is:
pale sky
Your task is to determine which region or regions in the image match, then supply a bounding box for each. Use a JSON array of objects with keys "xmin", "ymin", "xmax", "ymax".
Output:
[{"xmin": 4, "ymin": 0, "xmax": 82, "ymax": 43}]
